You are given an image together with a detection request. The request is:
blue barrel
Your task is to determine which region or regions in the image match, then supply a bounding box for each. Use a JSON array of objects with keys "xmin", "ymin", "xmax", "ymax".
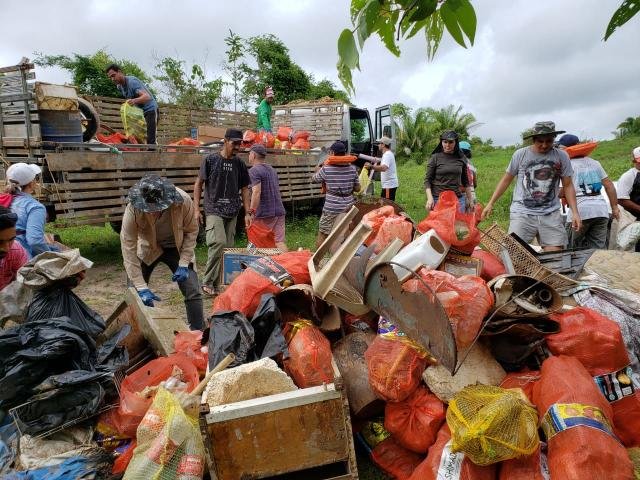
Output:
[{"xmin": 39, "ymin": 110, "xmax": 83, "ymax": 144}]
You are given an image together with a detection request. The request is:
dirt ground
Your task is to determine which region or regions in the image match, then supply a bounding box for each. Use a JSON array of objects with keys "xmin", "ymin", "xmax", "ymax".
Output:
[{"xmin": 75, "ymin": 263, "xmax": 214, "ymax": 322}]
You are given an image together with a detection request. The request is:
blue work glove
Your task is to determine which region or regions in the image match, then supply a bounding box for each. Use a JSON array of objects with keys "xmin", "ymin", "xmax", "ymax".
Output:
[
  {"xmin": 138, "ymin": 288, "xmax": 161, "ymax": 307},
  {"xmin": 172, "ymin": 266, "xmax": 189, "ymax": 283}
]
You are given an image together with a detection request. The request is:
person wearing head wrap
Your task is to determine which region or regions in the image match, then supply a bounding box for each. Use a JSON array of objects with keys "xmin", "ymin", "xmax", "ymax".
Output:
[
  {"xmin": 256, "ymin": 86, "xmax": 275, "ymax": 132},
  {"xmin": 424, "ymin": 130, "xmax": 473, "ymax": 212}
]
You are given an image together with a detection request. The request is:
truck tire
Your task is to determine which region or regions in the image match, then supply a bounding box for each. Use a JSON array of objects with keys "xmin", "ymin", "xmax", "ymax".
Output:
[{"xmin": 78, "ymin": 97, "xmax": 100, "ymax": 142}]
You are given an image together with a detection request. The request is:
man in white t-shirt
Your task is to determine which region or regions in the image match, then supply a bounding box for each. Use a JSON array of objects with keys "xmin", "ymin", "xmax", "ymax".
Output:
[
  {"xmin": 616, "ymin": 146, "xmax": 640, "ymax": 251},
  {"xmin": 359, "ymin": 136, "xmax": 399, "ymax": 200},
  {"xmin": 556, "ymin": 134, "xmax": 620, "ymax": 249}
]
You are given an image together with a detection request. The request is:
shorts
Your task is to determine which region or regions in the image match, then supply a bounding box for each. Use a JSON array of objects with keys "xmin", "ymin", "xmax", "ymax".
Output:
[
  {"xmin": 318, "ymin": 210, "xmax": 346, "ymax": 235},
  {"xmin": 253, "ymin": 215, "xmax": 286, "ymax": 243},
  {"xmin": 508, "ymin": 210, "xmax": 567, "ymax": 247}
]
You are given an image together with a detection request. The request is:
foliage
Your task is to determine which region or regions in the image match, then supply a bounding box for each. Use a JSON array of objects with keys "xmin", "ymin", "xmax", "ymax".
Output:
[
  {"xmin": 605, "ymin": 0, "xmax": 640, "ymax": 40},
  {"xmin": 34, "ymin": 49, "xmax": 153, "ymax": 97},
  {"xmin": 393, "ymin": 104, "xmax": 480, "ymax": 164},
  {"xmin": 340, "ymin": 0, "xmax": 639, "ymax": 93},
  {"xmin": 614, "ymin": 116, "xmax": 640, "ymax": 138},
  {"xmin": 154, "ymin": 56, "xmax": 227, "ymax": 109},
  {"xmin": 241, "ymin": 34, "xmax": 350, "ymax": 106},
  {"xmin": 223, "ymin": 30, "xmax": 249, "ymax": 111},
  {"xmin": 338, "ymin": 0, "xmax": 476, "ymax": 93}
]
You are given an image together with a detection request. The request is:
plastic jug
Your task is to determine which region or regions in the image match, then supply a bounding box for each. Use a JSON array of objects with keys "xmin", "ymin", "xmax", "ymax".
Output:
[{"xmin": 391, "ymin": 229, "xmax": 450, "ymax": 282}]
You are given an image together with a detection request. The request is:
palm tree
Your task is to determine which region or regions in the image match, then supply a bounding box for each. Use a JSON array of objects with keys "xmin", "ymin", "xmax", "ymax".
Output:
[
  {"xmin": 616, "ymin": 116, "xmax": 640, "ymax": 138},
  {"xmin": 424, "ymin": 104, "xmax": 482, "ymax": 140},
  {"xmin": 394, "ymin": 108, "xmax": 438, "ymax": 163}
]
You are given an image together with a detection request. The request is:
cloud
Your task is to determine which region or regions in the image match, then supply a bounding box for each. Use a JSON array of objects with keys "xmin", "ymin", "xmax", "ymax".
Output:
[{"xmin": 1, "ymin": 0, "xmax": 638, "ymax": 145}]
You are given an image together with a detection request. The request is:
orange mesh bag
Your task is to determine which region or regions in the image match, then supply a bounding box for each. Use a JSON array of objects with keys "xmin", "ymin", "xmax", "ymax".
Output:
[
  {"xmin": 532, "ymin": 355, "xmax": 634, "ymax": 480},
  {"xmin": 362, "ymin": 206, "xmax": 395, "ymax": 245},
  {"xmin": 365, "ymin": 336, "xmax": 429, "ymax": 402},
  {"xmin": 243, "ymin": 129, "xmax": 257, "ymax": 144},
  {"xmin": 547, "ymin": 306, "xmax": 640, "ymax": 447},
  {"xmin": 403, "ymin": 269, "xmax": 493, "ymax": 350},
  {"xmin": 499, "ymin": 444, "xmax": 548, "ymax": 480},
  {"xmin": 174, "ymin": 331, "xmax": 208, "ymax": 374},
  {"xmin": 276, "ymin": 126, "xmax": 293, "ymax": 141},
  {"xmin": 371, "ymin": 436, "xmax": 424, "ymax": 480},
  {"xmin": 284, "ymin": 320, "xmax": 334, "ymax": 388},
  {"xmin": 371, "ymin": 216, "xmax": 413, "ymax": 254},
  {"xmin": 246, "ymin": 222, "xmax": 276, "ymax": 248},
  {"xmin": 408, "ymin": 425, "xmax": 497, "ymax": 480},
  {"xmin": 114, "ymin": 354, "xmax": 199, "ymax": 437},
  {"xmin": 292, "ymin": 130, "xmax": 310, "ymax": 142},
  {"xmin": 292, "ymin": 138, "xmax": 310, "ymax": 150},
  {"xmin": 499, "ymin": 371, "xmax": 540, "ymax": 402},
  {"xmin": 384, "ymin": 385, "xmax": 446, "ymax": 453},
  {"xmin": 213, "ymin": 250, "xmax": 312, "ymax": 318},
  {"xmin": 471, "ymin": 249, "xmax": 506, "ymax": 281},
  {"xmin": 417, "ymin": 190, "xmax": 481, "ymax": 253}
]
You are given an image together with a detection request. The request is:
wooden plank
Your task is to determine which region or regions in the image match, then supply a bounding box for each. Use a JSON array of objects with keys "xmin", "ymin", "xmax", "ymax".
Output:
[
  {"xmin": 66, "ymin": 168, "xmax": 199, "ymax": 181},
  {"xmin": 45, "ymin": 151, "xmax": 204, "ymax": 171}
]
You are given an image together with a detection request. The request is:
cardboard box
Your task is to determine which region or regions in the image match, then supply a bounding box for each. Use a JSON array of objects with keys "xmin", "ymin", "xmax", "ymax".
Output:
[
  {"xmin": 198, "ymin": 125, "xmax": 227, "ymax": 143},
  {"xmin": 220, "ymin": 248, "xmax": 281, "ymax": 285}
]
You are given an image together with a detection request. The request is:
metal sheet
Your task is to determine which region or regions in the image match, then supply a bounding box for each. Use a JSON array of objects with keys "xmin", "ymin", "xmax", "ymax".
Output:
[{"xmin": 364, "ymin": 262, "xmax": 457, "ymax": 372}]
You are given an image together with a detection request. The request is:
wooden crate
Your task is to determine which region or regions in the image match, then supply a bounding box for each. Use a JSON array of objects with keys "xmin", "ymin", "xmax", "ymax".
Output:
[{"xmin": 200, "ymin": 361, "xmax": 358, "ymax": 480}]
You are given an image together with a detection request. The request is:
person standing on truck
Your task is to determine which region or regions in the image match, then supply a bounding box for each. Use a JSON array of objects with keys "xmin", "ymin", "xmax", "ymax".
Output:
[
  {"xmin": 194, "ymin": 128, "xmax": 252, "ymax": 296},
  {"xmin": 248, "ymin": 144, "xmax": 288, "ymax": 251},
  {"xmin": 121, "ymin": 174, "xmax": 204, "ymax": 330},
  {"xmin": 256, "ymin": 87, "xmax": 275, "ymax": 132},
  {"xmin": 556, "ymin": 134, "xmax": 619, "ymax": 249},
  {"xmin": 312, "ymin": 141, "xmax": 360, "ymax": 248},
  {"xmin": 481, "ymin": 121, "xmax": 581, "ymax": 252},
  {"xmin": 4, "ymin": 162, "xmax": 59, "ymax": 258},
  {"xmin": 425, "ymin": 130, "xmax": 473, "ymax": 212},
  {"xmin": 616, "ymin": 146, "xmax": 640, "ymax": 252},
  {"xmin": 106, "ymin": 64, "xmax": 159, "ymax": 145},
  {"xmin": 358, "ymin": 136, "xmax": 399, "ymax": 200},
  {"xmin": 0, "ymin": 206, "xmax": 28, "ymax": 292}
]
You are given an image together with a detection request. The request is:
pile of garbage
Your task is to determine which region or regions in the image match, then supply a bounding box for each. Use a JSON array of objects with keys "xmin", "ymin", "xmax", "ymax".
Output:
[{"xmin": 242, "ymin": 126, "xmax": 312, "ymax": 150}]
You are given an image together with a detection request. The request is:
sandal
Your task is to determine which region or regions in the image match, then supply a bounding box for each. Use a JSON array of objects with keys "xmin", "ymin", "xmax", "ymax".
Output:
[{"xmin": 201, "ymin": 285, "xmax": 217, "ymax": 297}]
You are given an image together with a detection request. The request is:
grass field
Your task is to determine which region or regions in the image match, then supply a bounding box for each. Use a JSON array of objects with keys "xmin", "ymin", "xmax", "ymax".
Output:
[{"xmin": 53, "ymin": 134, "xmax": 640, "ymax": 267}]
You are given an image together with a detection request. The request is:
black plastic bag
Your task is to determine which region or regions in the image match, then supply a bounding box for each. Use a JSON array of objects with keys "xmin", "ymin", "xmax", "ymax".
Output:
[
  {"xmin": 207, "ymin": 311, "xmax": 254, "ymax": 369},
  {"xmin": 26, "ymin": 285, "xmax": 105, "ymax": 338},
  {"xmin": 96, "ymin": 325, "xmax": 131, "ymax": 372},
  {"xmin": 251, "ymin": 294, "xmax": 288, "ymax": 360}
]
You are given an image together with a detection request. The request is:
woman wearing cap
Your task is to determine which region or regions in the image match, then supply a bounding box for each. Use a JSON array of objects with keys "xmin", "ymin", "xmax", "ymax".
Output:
[
  {"xmin": 4, "ymin": 162, "xmax": 59, "ymax": 258},
  {"xmin": 424, "ymin": 131, "xmax": 473, "ymax": 212}
]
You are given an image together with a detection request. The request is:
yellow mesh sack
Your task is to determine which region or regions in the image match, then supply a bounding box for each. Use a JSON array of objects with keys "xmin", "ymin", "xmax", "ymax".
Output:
[
  {"xmin": 629, "ymin": 448, "xmax": 640, "ymax": 480},
  {"xmin": 446, "ymin": 385, "xmax": 539, "ymax": 466},
  {"xmin": 120, "ymin": 102, "xmax": 147, "ymax": 143},
  {"xmin": 123, "ymin": 387, "xmax": 205, "ymax": 480}
]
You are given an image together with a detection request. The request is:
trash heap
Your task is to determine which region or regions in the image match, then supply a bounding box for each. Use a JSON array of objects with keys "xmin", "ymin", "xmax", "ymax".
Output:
[
  {"xmin": 242, "ymin": 126, "xmax": 312, "ymax": 150},
  {"xmin": 3, "ymin": 192, "xmax": 640, "ymax": 480}
]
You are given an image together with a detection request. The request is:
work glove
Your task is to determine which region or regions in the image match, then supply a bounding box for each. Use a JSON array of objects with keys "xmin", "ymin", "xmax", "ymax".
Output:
[
  {"xmin": 138, "ymin": 288, "xmax": 161, "ymax": 307},
  {"xmin": 172, "ymin": 266, "xmax": 189, "ymax": 283}
]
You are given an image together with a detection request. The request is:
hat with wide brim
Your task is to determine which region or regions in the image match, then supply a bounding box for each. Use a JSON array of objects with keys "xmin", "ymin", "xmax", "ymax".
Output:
[
  {"xmin": 523, "ymin": 121, "xmax": 566, "ymax": 139},
  {"xmin": 128, "ymin": 174, "xmax": 183, "ymax": 213}
]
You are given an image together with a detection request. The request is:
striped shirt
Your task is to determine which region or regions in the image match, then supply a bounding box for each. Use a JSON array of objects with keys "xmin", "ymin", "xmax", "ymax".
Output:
[{"xmin": 312, "ymin": 164, "xmax": 360, "ymax": 214}]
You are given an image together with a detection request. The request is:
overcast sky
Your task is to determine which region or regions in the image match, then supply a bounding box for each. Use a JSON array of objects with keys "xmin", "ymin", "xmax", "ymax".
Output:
[{"xmin": 1, "ymin": 0, "xmax": 638, "ymax": 145}]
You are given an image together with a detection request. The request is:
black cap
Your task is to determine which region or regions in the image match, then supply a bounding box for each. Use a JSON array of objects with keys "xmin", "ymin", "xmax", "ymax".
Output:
[
  {"xmin": 440, "ymin": 130, "xmax": 459, "ymax": 141},
  {"xmin": 330, "ymin": 141, "xmax": 346, "ymax": 154},
  {"xmin": 225, "ymin": 128, "xmax": 243, "ymax": 141}
]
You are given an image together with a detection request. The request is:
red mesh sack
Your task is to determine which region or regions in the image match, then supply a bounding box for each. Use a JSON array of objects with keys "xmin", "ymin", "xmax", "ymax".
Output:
[
  {"xmin": 284, "ymin": 321, "xmax": 334, "ymax": 388},
  {"xmin": 408, "ymin": 425, "xmax": 497, "ymax": 480},
  {"xmin": 292, "ymin": 138, "xmax": 310, "ymax": 150},
  {"xmin": 532, "ymin": 355, "xmax": 634, "ymax": 480},
  {"xmin": 384, "ymin": 386, "xmax": 446, "ymax": 453},
  {"xmin": 114, "ymin": 354, "xmax": 199, "ymax": 436},
  {"xmin": 246, "ymin": 222, "xmax": 276, "ymax": 248},
  {"xmin": 213, "ymin": 250, "xmax": 312, "ymax": 318},
  {"xmin": 499, "ymin": 444, "xmax": 548, "ymax": 480},
  {"xmin": 264, "ymin": 133, "xmax": 275, "ymax": 148},
  {"xmin": 371, "ymin": 437, "xmax": 424, "ymax": 480},
  {"xmin": 371, "ymin": 216, "xmax": 413, "ymax": 254},
  {"xmin": 174, "ymin": 330, "xmax": 208, "ymax": 374},
  {"xmin": 547, "ymin": 306, "xmax": 640, "ymax": 446},
  {"xmin": 471, "ymin": 249, "xmax": 506, "ymax": 281},
  {"xmin": 403, "ymin": 269, "xmax": 493, "ymax": 350},
  {"xmin": 499, "ymin": 371, "xmax": 540, "ymax": 402},
  {"xmin": 276, "ymin": 126, "xmax": 293, "ymax": 141},
  {"xmin": 292, "ymin": 130, "xmax": 310, "ymax": 142},
  {"xmin": 365, "ymin": 336, "xmax": 428, "ymax": 402},
  {"xmin": 362, "ymin": 206, "xmax": 395, "ymax": 245},
  {"xmin": 417, "ymin": 190, "xmax": 481, "ymax": 253},
  {"xmin": 243, "ymin": 130, "xmax": 257, "ymax": 144}
]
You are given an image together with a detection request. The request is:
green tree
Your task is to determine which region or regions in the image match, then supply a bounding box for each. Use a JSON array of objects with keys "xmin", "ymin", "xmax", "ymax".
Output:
[
  {"xmin": 223, "ymin": 30, "xmax": 247, "ymax": 111},
  {"xmin": 339, "ymin": 0, "xmax": 639, "ymax": 93},
  {"xmin": 34, "ymin": 49, "xmax": 153, "ymax": 97},
  {"xmin": 615, "ymin": 116, "xmax": 640, "ymax": 138},
  {"xmin": 424, "ymin": 104, "xmax": 480, "ymax": 139},
  {"xmin": 394, "ymin": 107, "xmax": 438, "ymax": 164},
  {"xmin": 154, "ymin": 56, "xmax": 227, "ymax": 109},
  {"xmin": 308, "ymin": 79, "xmax": 350, "ymax": 103}
]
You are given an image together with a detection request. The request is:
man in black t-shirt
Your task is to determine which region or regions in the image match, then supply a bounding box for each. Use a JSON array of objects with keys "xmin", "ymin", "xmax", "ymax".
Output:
[{"xmin": 193, "ymin": 128, "xmax": 251, "ymax": 295}]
